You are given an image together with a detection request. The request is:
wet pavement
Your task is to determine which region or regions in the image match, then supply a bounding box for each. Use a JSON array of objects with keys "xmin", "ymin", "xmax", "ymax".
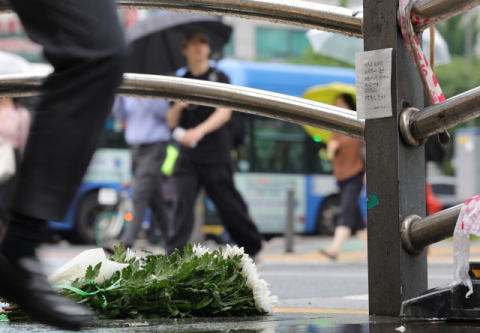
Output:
[
  {"xmin": 3, "ymin": 312, "xmax": 480, "ymax": 332},
  {"xmin": 1, "ymin": 236, "xmax": 477, "ymax": 332}
]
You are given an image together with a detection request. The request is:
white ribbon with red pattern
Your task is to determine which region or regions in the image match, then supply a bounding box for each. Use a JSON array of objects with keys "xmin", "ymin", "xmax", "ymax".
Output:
[{"xmin": 398, "ymin": 0, "xmax": 445, "ymax": 104}]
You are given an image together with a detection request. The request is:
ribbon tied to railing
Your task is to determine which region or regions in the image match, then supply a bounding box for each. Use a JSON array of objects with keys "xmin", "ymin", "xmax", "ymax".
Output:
[{"xmin": 398, "ymin": 0, "xmax": 445, "ymax": 106}]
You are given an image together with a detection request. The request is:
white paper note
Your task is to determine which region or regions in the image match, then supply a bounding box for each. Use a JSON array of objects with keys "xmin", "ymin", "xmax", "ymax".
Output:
[{"xmin": 355, "ymin": 48, "xmax": 393, "ymax": 119}]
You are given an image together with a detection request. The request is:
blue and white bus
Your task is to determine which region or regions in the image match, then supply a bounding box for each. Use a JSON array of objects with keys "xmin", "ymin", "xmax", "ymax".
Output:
[{"xmin": 50, "ymin": 59, "xmax": 366, "ymax": 242}]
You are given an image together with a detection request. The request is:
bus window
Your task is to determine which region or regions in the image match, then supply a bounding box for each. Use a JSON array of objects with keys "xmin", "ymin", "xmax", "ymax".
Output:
[
  {"xmin": 243, "ymin": 115, "xmax": 331, "ymax": 175},
  {"xmin": 305, "ymin": 133, "xmax": 332, "ymax": 175},
  {"xmin": 246, "ymin": 116, "xmax": 306, "ymax": 173}
]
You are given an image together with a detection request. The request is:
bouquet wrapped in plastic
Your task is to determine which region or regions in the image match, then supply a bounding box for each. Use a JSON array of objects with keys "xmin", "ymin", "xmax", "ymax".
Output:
[{"xmin": 44, "ymin": 244, "xmax": 277, "ymax": 319}]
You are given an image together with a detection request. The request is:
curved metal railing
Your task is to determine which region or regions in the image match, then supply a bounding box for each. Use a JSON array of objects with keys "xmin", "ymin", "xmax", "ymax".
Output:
[
  {"xmin": 0, "ymin": 73, "xmax": 365, "ymax": 140},
  {"xmin": 0, "ymin": 0, "xmax": 364, "ymax": 38}
]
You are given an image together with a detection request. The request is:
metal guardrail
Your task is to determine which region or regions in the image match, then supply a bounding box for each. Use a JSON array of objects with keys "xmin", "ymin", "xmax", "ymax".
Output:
[
  {"xmin": 412, "ymin": 0, "xmax": 480, "ymax": 32},
  {"xmin": 0, "ymin": 73, "xmax": 365, "ymax": 140},
  {"xmin": 0, "ymin": 0, "xmax": 478, "ymax": 38},
  {"xmin": 401, "ymin": 204, "xmax": 461, "ymax": 254},
  {"xmin": 0, "ymin": 0, "xmax": 363, "ymax": 38},
  {"xmin": 400, "ymin": 86, "xmax": 480, "ymax": 146}
]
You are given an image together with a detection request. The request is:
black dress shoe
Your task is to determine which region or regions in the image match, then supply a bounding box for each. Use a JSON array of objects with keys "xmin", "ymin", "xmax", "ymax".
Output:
[{"xmin": 0, "ymin": 251, "xmax": 93, "ymax": 331}]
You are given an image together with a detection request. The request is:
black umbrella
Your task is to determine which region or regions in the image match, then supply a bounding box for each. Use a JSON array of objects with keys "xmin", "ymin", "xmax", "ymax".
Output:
[{"xmin": 125, "ymin": 12, "xmax": 232, "ymax": 75}]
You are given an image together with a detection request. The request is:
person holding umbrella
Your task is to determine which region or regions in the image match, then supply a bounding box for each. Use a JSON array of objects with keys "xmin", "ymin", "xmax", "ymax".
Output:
[
  {"xmin": 125, "ymin": 12, "xmax": 232, "ymax": 76},
  {"xmin": 166, "ymin": 29, "xmax": 263, "ymax": 261}
]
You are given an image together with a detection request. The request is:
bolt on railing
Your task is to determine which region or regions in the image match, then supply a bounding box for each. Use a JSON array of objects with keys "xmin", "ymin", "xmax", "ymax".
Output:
[
  {"xmin": 401, "ymin": 205, "xmax": 461, "ymax": 255},
  {"xmin": 0, "ymin": 73, "xmax": 365, "ymax": 140},
  {"xmin": 400, "ymin": 86, "xmax": 480, "ymax": 147}
]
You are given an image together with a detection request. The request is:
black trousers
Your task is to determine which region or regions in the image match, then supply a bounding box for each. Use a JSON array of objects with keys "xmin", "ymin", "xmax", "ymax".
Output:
[
  {"xmin": 167, "ymin": 158, "xmax": 263, "ymax": 256},
  {"xmin": 337, "ymin": 171, "xmax": 366, "ymax": 234},
  {"xmin": 7, "ymin": 0, "xmax": 126, "ymax": 222},
  {"xmin": 120, "ymin": 142, "xmax": 170, "ymax": 247}
]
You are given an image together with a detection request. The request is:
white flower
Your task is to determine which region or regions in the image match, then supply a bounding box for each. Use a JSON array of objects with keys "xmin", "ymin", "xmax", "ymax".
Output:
[
  {"xmin": 253, "ymin": 279, "xmax": 277, "ymax": 314},
  {"xmin": 126, "ymin": 248, "xmax": 137, "ymax": 261},
  {"xmin": 224, "ymin": 244, "xmax": 246, "ymax": 259},
  {"xmin": 241, "ymin": 261, "xmax": 257, "ymax": 278},
  {"xmin": 237, "ymin": 255, "xmax": 252, "ymax": 269},
  {"xmin": 245, "ymin": 271, "xmax": 259, "ymax": 290},
  {"xmin": 192, "ymin": 244, "xmax": 210, "ymax": 257},
  {"xmin": 223, "ymin": 244, "xmax": 278, "ymax": 314}
]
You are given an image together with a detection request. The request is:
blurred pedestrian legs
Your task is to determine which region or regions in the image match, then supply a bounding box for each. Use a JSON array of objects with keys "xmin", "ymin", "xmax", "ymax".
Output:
[{"xmin": 112, "ymin": 97, "xmax": 171, "ymax": 249}]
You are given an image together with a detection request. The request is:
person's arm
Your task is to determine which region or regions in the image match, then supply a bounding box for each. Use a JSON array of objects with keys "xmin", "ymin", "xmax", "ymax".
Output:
[
  {"xmin": 112, "ymin": 97, "xmax": 127, "ymax": 120},
  {"xmin": 17, "ymin": 109, "xmax": 31, "ymax": 156},
  {"xmin": 327, "ymin": 133, "xmax": 341, "ymax": 155},
  {"xmin": 181, "ymin": 108, "xmax": 232, "ymax": 148},
  {"xmin": 166, "ymin": 102, "xmax": 188, "ymax": 129}
]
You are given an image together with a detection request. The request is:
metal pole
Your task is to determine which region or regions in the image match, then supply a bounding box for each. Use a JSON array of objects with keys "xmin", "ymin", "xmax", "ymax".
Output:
[
  {"xmin": 0, "ymin": 74, "xmax": 365, "ymax": 140},
  {"xmin": 0, "ymin": 0, "xmax": 363, "ymax": 38},
  {"xmin": 411, "ymin": 0, "xmax": 480, "ymax": 33},
  {"xmin": 189, "ymin": 188, "xmax": 206, "ymax": 246},
  {"xmin": 401, "ymin": 204, "xmax": 461, "ymax": 254},
  {"xmin": 363, "ymin": 0, "xmax": 427, "ymax": 316},
  {"xmin": 285, "ymin": 183, "xmax": 295, "ymax": 253},
  {"xmin": 400, "ymin": 85, "xmax": 480, "ymax": 146}
]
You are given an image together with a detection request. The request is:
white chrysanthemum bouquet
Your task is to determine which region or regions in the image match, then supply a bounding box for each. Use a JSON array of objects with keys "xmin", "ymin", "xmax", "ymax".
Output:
[{"xmin": 48, "ymin": 243, "xmax": 277, "ymax": 319}]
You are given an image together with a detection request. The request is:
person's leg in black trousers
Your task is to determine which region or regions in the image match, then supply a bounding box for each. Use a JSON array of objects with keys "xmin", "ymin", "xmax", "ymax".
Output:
[
  {"xmin": 201, "ymin": 163, "xmax": 262, "ymax": 257},
  {"xmin": 0, "ymin": 0, "xmax": 126, "ymax": 330},
  {"xmin": 167, "ymin": 158, "xmax": 200, "ymax": 255},
  {"xmin": 320, "ymin": 172, "xmax": 367, "ymax": 259},
  {"xmin": 148, "ymin": 170, "xmax": 171, "ymax": 245}
]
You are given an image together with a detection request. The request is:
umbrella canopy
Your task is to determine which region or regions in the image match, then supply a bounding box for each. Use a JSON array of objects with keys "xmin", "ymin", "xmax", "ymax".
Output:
[
  {"xmin": 306, "ymin": 27, "xmax": 451, "ymax": 66},
  {"xmin": 302, "ymin": 82, "xmax": 357, "ymax": 143},
  {"xmin": 125, "ymin": 12, "xmax": 232, "ymax": 75}
]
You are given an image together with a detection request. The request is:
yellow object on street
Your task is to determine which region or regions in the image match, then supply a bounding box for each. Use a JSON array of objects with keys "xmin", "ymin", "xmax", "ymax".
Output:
[
  {"xmin": 201, "ymin": 225, "xmax": 224, "ymax": 236},
  {"xmin": 302, "ymin": 82, "xmax": 356, "ymax": 143}
]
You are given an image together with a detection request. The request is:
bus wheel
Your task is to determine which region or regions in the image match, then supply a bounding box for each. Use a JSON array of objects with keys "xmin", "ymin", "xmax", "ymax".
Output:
[
  {"xmin": 316, "ymin": 195, "xmax": 340, "ymax": 235},
  {"xmin": 74, "ymin": 191, "xmax": 108, "ymax": 244}
]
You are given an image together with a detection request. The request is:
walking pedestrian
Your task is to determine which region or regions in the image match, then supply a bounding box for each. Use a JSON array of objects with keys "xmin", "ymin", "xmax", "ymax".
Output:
[
  {"xmin": 166, "ymin": 29, "xmax": 263, "ymax": 260},
  {"xmin": 0, "ymin": 0, "xmax": 126, "ymax": 330},
  {"xmin": 320, "ymin": 94, "xmax": 367, "ymax": 260},
  {"xmin": 0, "ymin": 98, "xmax": 30, "ymax": 228},
  {"xmin": 112, "ymin": 97, "xmax": 171, "ymax": 249}
]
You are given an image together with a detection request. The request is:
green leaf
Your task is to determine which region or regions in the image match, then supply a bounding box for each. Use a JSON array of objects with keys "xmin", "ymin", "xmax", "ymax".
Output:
[
  {"xmin": 85, "ymin": 262, "xmax": 102, "ymax": 281},
  {"xmin": 196, "ymin": 296, "xmax": 212, "ymax": 310}
]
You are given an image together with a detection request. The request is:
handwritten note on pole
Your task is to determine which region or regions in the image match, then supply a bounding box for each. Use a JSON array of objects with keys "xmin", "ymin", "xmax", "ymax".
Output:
[{"xmin": 355, "ymin": 48, "xmax": 393, "ymax": 119}]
